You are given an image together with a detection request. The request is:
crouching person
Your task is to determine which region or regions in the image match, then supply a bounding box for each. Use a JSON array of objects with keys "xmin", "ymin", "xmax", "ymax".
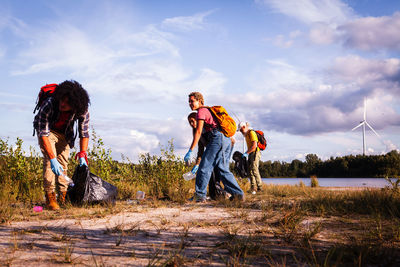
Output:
[
  {"xmin": 184, "ymin": 92, "xmax": 244, "ymax": 202},
  {"xmin": 33, "ymin": 80, "xmax": 90, "ymax": 210}
]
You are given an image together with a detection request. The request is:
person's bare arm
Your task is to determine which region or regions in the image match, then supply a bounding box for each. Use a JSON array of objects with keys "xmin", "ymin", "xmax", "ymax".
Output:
[
  {"xmin": 246, "ymin": 140, "xmax": 258, "ymax": 154},
  {"xmin": 80, "ymin": 137, "xmax": 89, "ymax": 152},
  {"xmin": 190, "ymin": 120, "xmax": 204, "ymax": 151},
  {"xmin": 40, "ymin": 136, "xmax": 55, "ymax": 159}
]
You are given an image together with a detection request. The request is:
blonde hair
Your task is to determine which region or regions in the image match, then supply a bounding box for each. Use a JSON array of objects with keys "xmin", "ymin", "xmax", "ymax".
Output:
[{"xmin": 188, "ymin": 92, "xmax": 204, "ymax": 105}]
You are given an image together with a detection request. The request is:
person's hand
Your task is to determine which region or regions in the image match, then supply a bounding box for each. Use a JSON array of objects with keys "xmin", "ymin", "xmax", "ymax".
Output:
[
  {"xmin": 191, "ymin": 164, "xmax": 199, "ymax": 174},
  {"xmin": 75, "ymin": 151, "xmax": 88, "ymax": 167},
  {"xmin": 184, "ymin": 149, "xmax": 192, "ymax": 163},
  {"xmin": 50, "ymin": 158, "xmax": 64, "ymax": 176},
  {"xmin": 242, "ymin": 153, "xmax": 248, "ymax": 159}
]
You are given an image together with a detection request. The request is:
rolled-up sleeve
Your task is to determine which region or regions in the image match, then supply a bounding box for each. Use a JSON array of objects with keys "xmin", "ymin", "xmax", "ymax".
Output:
[
  {"xmin": 36, "ymin": 100, "xmax": 52, "ymax": 137},
  {"xmin": 78, "ymin": 110, "xmax": 90, "ymax": 138}
]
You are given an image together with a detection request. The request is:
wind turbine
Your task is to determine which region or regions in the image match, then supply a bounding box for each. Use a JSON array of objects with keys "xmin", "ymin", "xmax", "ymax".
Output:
[{"xmin": 351, "ymin": 98, "xmax": 380, "ymax": 155}]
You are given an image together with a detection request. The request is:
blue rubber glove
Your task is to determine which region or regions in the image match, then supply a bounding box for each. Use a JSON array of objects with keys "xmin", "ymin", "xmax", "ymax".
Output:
[
  {"xmin": 191, "ymin": 165, "xmax": 199, "ymax": 174},
  {"xmin": 242, "ymin": 153, "xmax": 248, "ymax": 158},
  {"xmin": 50, "ymin": 158, "xmax": 64, "ymax": 176},
  {"xmin": 184, "ymin": 149, "xmax": 193, "ymax": 163},
  {"xmin": 79, "ymin": 157, "xmax": 88, "ymax": 167}
]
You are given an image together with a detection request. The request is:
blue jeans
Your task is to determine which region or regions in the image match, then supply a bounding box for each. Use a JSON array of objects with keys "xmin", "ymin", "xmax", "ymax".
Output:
[{"xmin": 195, "ymin": 130, "xmax": 244, "ymax": 198}]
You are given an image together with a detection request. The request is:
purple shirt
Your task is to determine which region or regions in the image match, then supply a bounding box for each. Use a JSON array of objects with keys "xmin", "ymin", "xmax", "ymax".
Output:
[{"xmin": 197, "ymin": 107, "xmax": 218, "ymax": 132}]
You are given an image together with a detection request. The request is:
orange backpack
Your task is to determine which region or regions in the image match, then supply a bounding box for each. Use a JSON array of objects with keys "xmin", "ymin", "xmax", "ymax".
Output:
[{"xmin": 207, "ymin": 106, "xmax": 237, "ymax": 137}]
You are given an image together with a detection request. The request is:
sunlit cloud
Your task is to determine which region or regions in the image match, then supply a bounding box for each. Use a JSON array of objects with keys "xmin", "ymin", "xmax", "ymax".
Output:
[
  {"xmin": 162, "ymin": 10, "xmax": 216, "ymax": 32},
  {"xmin": 256, "ymin": 0, "xmax": 355, "ymax": 24},
  {"xmin": 338, "ymin": 12, "xmax": 400, "ymax": 51}
]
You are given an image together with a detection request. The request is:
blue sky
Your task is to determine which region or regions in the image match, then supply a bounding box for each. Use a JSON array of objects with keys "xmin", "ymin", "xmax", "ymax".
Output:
[{"xmin": 1, "ymin": 0, "xmax": 399, "ymax": 163}]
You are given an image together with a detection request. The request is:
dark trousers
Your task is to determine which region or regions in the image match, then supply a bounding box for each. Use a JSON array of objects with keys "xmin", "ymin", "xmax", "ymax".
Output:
[{"xmin": 208, "ymin": 168, "xmax": 225, "ymax": 200}]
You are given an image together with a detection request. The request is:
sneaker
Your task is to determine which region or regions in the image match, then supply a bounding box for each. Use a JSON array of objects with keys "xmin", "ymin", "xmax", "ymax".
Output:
[
  {"xmin": 196, "ymin": 197, "xmax": 207, "ymax": 203},
  {"xmin": 188, "ymin": 195, "xmax": 206, "ymax": 203},
  {"xmin": 251, "ymin": 191, "xmax": 256, "ymax": 195}
]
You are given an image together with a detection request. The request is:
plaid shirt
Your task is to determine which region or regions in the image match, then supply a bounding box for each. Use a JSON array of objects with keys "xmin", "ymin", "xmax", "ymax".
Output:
[{"xmin": 33, "ymin": 97, "xmax": 90, "ymax": 148}]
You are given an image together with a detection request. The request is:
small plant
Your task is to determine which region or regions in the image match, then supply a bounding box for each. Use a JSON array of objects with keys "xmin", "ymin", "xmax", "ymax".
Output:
[
  {"xmin": 310, "ymin": 176, "xmax": 319, "ymax": 188},
  {"xmin": 54, "ymin": 241, "xmax": 76, "ymax": 264},
  {"xmin": 271, "ymin": 207, "xmax": 304, "ymax": 243},
  {"xmin": 385, "ymin": 177, "xmax": 400, "ymax": 192}
]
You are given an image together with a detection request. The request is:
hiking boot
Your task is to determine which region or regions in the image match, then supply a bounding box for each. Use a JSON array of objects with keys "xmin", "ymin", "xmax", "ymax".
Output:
[
  {"xmin": 257, "ymin": 186, "xmax": 264, "ymax": 192},
  {"xmin": 45, "ymin": 192, "xmax": 60, "ymax": 210},
  {"xmin": 58, "ymin": 191, "xmax": 67, "ymax": 206}
]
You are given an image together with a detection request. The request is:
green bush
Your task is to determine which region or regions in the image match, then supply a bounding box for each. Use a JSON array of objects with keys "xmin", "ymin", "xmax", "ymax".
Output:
[{"xmin": 0, "ymin": 131, "xmax": 193, "ymax": 207}]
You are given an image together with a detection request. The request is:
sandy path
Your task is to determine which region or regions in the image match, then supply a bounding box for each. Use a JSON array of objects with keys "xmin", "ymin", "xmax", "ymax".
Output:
[{"xmin": 0, "ymin": 204, "xmax": 254, "ymax": 266}]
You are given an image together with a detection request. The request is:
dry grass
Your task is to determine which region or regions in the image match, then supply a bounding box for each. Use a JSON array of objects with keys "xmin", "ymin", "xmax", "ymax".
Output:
[{"xmin": 1, "ymin": 165, "xmax": 400, "ymax": 266}]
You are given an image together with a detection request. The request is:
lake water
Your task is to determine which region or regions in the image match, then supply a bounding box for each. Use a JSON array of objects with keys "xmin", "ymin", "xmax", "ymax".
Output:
[{"xmin": 261, "ymin": 178, "xmax": 396, "ymax": 188}]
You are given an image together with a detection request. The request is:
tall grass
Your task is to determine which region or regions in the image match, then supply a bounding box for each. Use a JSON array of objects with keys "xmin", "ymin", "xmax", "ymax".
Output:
[{"xmin": 0, "ymin": 130, "xmax": 193, "ymax": 210}]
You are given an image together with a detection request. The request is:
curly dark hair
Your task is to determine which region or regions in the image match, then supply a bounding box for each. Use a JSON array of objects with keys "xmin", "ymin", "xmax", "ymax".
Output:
[{"xmin": 53, "ymin": 80, "xmax": 90, "ymax": 116}]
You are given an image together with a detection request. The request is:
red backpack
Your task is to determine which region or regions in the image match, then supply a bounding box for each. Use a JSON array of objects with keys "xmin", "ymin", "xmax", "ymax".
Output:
[
  {"xmin": 253, "ymin": 130, "xmax": 267, "ymax": 151},
  {"xmin": 33, "ymin": 83, "xmax": 58, "ymax": 113}
]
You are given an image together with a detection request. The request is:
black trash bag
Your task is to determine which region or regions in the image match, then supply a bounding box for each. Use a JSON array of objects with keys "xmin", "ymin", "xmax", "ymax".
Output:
[
  {"xmin": 208, "ymin": 169, "xmax": 226, "ymax": 200},
  {"xmin": 68, "ymin": 165, "xmax": 117, "ymax": 205},
  {"xmin": 232, "ymin": 151, "xmax": 249, "ymax": 178}
]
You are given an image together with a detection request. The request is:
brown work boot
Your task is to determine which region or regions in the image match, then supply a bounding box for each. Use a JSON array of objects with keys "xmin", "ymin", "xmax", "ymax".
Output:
[
  {"xmin": 45, "ymin": 192, "xmax": 60, "ymax": 210},
  {"xmin": 58, "ymin": 191, "xmax": 67, "ymax": 206}
]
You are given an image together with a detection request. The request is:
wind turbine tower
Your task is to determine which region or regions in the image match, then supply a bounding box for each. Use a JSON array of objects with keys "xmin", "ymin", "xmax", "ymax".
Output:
[{"xmin": 351, "ymin": 98, "xmax": 380, "ymax": 155}]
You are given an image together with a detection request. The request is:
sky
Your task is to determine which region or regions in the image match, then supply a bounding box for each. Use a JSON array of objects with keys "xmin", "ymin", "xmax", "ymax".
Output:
[{"xmin": 1, "ymin": 0, "xmax": 399, "ymax": 163}]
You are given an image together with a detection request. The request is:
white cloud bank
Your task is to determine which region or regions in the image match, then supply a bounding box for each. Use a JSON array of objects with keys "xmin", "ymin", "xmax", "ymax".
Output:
[
  {"xmin": 338, "ymin": 12, "xmax": 400, "ymax": 51},
  {"xmin": 161, "ymin": 10, "xmax": 216, "ymax": 32},
  {"xmin": 256, "ymin": 0, "xmax": 355, "ymax": 25}
]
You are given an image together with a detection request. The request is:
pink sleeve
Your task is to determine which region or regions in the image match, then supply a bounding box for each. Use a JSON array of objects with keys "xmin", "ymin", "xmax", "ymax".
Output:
[
  {"xmin": 196, "ymin": 108, "xmax": 218, "ymax": 131},
  {"xmin": 196, "ymin": 108, "xmax": 207, "ymax": 121}
]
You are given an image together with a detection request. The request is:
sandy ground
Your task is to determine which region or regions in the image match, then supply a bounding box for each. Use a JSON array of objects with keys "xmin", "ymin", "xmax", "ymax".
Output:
[
  {"xmin": 0, "ymin": 202, "xmax": 263, "ymax": 266},
  {"xmin": 0, "ymin": 187, "xmax": 397, "ymax": 266}
]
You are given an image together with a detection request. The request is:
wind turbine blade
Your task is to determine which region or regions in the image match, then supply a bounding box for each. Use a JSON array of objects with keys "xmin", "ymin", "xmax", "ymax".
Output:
[
  {"xmin": 352, "ymin": 122, "xmax": 364, "ymax": 131},
  {"xmin": 230, "ymin": 111, "xmax": 241, "ymax": 123},
  {"xmin": 365, "ymin": 121, "xmax": 380, "ymax": 138},
  {"xmin": 363, "ymin": 98, "xmax": 367, "ymax": 120}
]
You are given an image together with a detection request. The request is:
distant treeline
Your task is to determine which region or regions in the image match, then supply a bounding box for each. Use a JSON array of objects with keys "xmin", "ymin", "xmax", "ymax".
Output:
[{"xmin": 253, "ymin": 150, "xmax": 400, "ymax": 178}]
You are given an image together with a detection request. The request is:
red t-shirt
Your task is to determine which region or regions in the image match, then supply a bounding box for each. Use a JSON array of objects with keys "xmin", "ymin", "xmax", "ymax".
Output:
[
  {"xmin": 197, "ymin": 107, "xmax": 218, "ymax": 132},
  {"xmin": 53, "ymin": 111, "xmax": 71, "ymax": 134}
]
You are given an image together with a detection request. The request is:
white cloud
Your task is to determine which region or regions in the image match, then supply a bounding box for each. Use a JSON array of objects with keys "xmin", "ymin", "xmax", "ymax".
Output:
[
  {"xmin": 129, "ymin": 129, "xmax": 159, "ymax": 150},
  {"xmin": 161, "ymin": 10, "xmax": 216, "ymax": 32},
  {"xmin": 256, "ymin": 0, "xmax": 355, "ymax": 25},
  {"xmin": 329, "ymin": 55, "xmax": 400, "ymax": 93},
  {"xmin": 338, "ymin": 12, "xmax": 400, "ymax": 51},
  {"xmin": 221, "ymin": 54, "xmax": 400, "ymax": 141},
  {"xmin": 247, "ymin": 59, "xmax": 314, "ymax": 93},
  {"xmin": 274, "ymin": 34, "xmax": 294, "ymax": 48},
  {"xmin": 186, "ymin": 68, "xmax": 226, "ymax": 96},
  {"xmin": 383, "ymin": 139, "xmax": 397, "ymax": 152},
  {"xmin": 309, "ymin": 22, "xmax": 337, "ymax": 44}
]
